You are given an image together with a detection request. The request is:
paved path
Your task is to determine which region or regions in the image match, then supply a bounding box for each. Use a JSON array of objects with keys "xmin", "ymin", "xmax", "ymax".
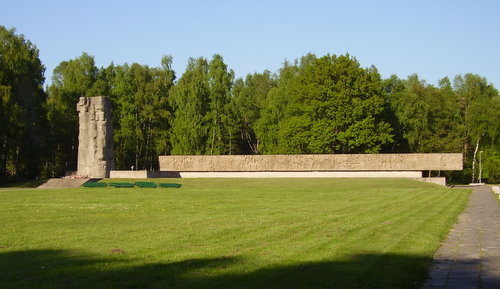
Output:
[{"xmin": 421, "ymin": 186, "xmax": 500, "ymax": 289}]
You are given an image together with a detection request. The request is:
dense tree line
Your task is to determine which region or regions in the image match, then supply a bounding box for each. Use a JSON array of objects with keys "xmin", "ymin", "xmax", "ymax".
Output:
[
  {"xmin": 1, "ymin": 26, "xmax": 499, "ymax": 183},
  {"xmin": 0, "ymin": 26, "xmax": 47, "ymax": 179}
]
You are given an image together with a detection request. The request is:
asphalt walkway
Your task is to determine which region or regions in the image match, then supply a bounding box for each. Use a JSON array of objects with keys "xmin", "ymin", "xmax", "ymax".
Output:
[{"xmin": 421, "ymin": 186, "xmax": 500, "ymax": 289}]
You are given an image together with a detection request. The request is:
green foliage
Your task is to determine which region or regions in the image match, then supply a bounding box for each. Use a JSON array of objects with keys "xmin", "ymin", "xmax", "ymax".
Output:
[
  {"xmin": 387, "ymin": 75, "xmax": 463, "ymax": 153},
  {"xmin": 385, "ymin": 73, "xmax": 499, "ymax": 182},
  {"xmin": 234, "ymin": 71, "xmax": 277, "ymax": 153},
  {"xmin": 428, "ymin": 77, "xmax": 464, "ymax": 153},
  {"xmin": 111, "ymin": 56, "xmax": 175, "ymax": 170},
  {"xmin": 454, "ymin": 74, "xmax": 500, "ymax": 182},
  {"xmin": 482, "ymin": 147, "xmax": 500, "ymax": 183},
  {"xmin": 46, "ymin": 54, "xmax": 175, "ymax": 172},
  {"xmin": 258, "ymin": 54, "xmax": 393, "ymax": 154},
  {"xmin": 45, "ymin": 52, "xmax": 99, "ymax": 176},
  {"xmin": 0, "ymin": 26, "xmax": 47, "ymax": 179},
  {"xmin": 255, "ymin": 61, "xmax": 299, "ymax": 154},
  {"xmin": 206, "ymin": 54, "xmax": 237, "ymax": 154},
  {"xmin": 454, "ymin": 74, "xmax": 498, "ymax": 111},
  {"xmin": 465, "ymin": 96, "xmax": 499, "ymax": 145},
  {"xmin": 169, "ymin": 57, "xmax": 210, "ymax": 155},
  {"xmin": 170, "ymin": 55, "xmax": 238, "ymax": 155},
  {"xmin": 2, "ymin": 25, "xmax": 499, "ymax": 183}
]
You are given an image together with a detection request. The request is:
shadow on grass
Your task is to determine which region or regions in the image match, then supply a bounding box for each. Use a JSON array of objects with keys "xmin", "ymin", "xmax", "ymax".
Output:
[
  {"xmin": 0, "ymin": 249, "xmax": 441, "ymax": 289},
  {"xmin": 0, "ymin": 179, "xmax": 47, "ymax": 188}
]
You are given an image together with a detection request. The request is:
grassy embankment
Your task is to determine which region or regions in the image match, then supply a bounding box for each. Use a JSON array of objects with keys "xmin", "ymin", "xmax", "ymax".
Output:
[{"xmin": 0, "ymin": 178, "xmax": 470, "ymax": 289}]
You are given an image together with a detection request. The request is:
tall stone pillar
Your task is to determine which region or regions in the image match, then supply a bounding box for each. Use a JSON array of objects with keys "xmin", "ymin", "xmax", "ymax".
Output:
[{"xmin": 76, "ymin": 96, "xmax": 114, "ymax": 178}]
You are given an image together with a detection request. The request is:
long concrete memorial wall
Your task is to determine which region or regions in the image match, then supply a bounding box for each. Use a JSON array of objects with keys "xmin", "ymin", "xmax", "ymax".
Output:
[{"xmin": 159, "ymin": 153, "xmax": 463, "ymax": 172}]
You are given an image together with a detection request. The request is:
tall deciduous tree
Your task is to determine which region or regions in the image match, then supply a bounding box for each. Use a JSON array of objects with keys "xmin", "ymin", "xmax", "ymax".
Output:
[
  {"xmin": 234, "ymin": 70, "xmax": 277, "ymax": 154},
  {"xmin": 255, "ymin": 61, "xmax": 299, "ymax": 154},
  {"xmin": 0, "ymin": 26, "xmax": 47, "ymax": 179},
  {"xmin": 381, "ymin": 75, "xmax": 409, "ymax": 152},
  {"xmin": 169, "ymin": 57, "xmax": 210, "ymax": 155},
  {"xmin": 206, "ymin": 54, "xmax": 236, "ymax": 154},
  {"xmin": 388, "ymin": 75, "xmax": 463, "ymax": 154},
  {"xmin": 429, "ymin": 77, "xmax": 464, "ymax": 153},
  {"xmin": 46, "ymin": 52, "xmax": 99, "ymax": 176},
  {"xmin": 465, "ymin": 97, "xmax": 500, "ymax": 182},
  {"xmin": 263, "ymin": 54, "xmax": 393, "ymax": 154},
  {"xmin": 3, "ymin": 31, "xmax": 498, "ymax": 184},
  {"xmin": 455, "ymin": 74, "xmax": 500, "ymax": 182},
  {"xmin": 111, "ymin": 56, "xmax": 175, "ymax": 170}
]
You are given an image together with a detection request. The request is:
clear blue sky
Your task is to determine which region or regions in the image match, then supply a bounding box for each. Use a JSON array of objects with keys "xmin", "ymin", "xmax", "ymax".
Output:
[{"xmin": 2, "ymin": 0, "xmax": 499, "ymax": 88}]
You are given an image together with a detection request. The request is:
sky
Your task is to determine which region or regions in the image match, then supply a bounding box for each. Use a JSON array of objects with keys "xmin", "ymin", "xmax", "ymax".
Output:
[{"xmin": 1, "ymin": 0, "xmax": 499, "ymax": 88}]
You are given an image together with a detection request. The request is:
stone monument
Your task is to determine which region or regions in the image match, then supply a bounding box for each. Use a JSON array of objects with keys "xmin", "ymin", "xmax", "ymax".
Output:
[
  {"xmin": 159, "ymin": 154, "xmax": 463, "ymax": 172},
  {"xmin": 158, "ymin": 154, "xmax": 462, "ymax": 185},
  {"xmin": 76, "ymin": 96, "xmax": 114, "ymax": 178}
]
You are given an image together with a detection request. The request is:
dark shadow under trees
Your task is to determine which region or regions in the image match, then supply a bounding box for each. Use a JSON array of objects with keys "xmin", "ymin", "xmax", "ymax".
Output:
[{"xmin": 0, "ymin": 249, "xmax": 444, "ymax": 289}]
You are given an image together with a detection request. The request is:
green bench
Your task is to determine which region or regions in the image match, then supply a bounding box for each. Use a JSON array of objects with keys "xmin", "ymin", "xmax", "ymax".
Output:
[
  {"xmin": 159, "ymin": 183, "xmax": 182, "ymax": 188},
  {"xmin": 135, "ymin": 182, "xmax": 157, "ymax": 188},
  {"xmin": 109, "ymin": 182, "xmax": 135, "ymax": 188},
  {"xmin": 82, "ymin": 182, "xmax": 108, "ymax": 188}
]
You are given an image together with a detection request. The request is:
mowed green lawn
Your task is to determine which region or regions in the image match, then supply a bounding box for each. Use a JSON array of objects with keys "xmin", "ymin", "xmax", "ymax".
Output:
[{"xmin": 0, "ymin": 178, "xmax": 469, "ymax": 289}]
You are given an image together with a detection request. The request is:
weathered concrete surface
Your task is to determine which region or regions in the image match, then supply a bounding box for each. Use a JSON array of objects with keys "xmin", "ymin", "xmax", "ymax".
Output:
[
  {"xmin": 417, "ymin": 177, "xmax": 447, "ymax": 186},
  {"xmin": 172, "ymin": 171, "xmax": 423, "ymax": 178},
  {"xmin": 159, "ymin": 154, "xmax": 462, "ymax": 172},
  {"xmin": 37, "ymin": 178, "xmax": 90, "ymax": 189},
  {"xmin": 110, "ymin": 170, "xmax": 150, "ymax": 178},
  {"xmin": 109, "ymin": 170, "xmax": 170, "ymax": 178},
  {"xmin": 76, "ymin": 96, "xmax": 114, "ymax": 178}
]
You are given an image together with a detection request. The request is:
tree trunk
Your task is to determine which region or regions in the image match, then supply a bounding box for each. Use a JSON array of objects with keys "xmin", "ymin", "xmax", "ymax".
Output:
[
  {"xmin": 0, "ymin": 139, "xmax": 7, "ymax": 178},
  {"xmin": 134, "ymin": 111, "xmax": 140, "ymax": 170},
  {"xmin": 245, "ymin": 131, "xmax": 258, "ymax": 154},
  {"xmin": 210, "ymin": 120, "xmax": 216, "ymax": 155},
  {"xmin": 471, "ymin": 136, "xmax": 481, "ymax": 183},
  {"xmin": 228, "ymin": 130, "xmax": 232, "ymax": 155}
]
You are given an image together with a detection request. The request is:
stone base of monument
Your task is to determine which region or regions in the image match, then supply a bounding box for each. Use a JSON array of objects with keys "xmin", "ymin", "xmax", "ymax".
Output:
[
  {"xmin": 163, "ymin": 171, "xmax": 423, "ymax": 178},
  {"xmin": 38, "ymin": 178, "xmax": 91, "ymax": 189},
  {"xmin": 156, "ymin": 154, "xmax": 462, "ymax": 186},
  {"xmin": 107, "ymin": 170, "xmax": 448, "ymax": 186},
  {"xmin": 416, "ymin": 177, "xmax": 447, "ymax": 186},
  {"xmin": 109, "ymin": 170, "xmax": 178, "ymax": 178}
]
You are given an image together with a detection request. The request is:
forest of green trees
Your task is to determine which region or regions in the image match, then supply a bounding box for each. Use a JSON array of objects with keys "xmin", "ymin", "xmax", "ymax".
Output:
[{"xmin": 1, "ymin": 26, "xmax": 499, "ymax": 183}]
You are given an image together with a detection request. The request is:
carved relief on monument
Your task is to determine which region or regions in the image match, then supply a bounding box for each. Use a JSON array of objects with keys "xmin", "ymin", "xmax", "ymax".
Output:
[
  {"xmin": 76, "ymin": 96, "xmax": 114, "ymax": 178},
  {"xmin": 159, "ymin": 153, "xmax": 463, "ymax": 172}
]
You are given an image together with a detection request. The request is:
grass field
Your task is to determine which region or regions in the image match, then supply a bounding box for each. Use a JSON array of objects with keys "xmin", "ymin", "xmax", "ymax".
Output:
[{"xmin": 0, "ymin": 178, "xmax": 469, "ymax": 289}]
